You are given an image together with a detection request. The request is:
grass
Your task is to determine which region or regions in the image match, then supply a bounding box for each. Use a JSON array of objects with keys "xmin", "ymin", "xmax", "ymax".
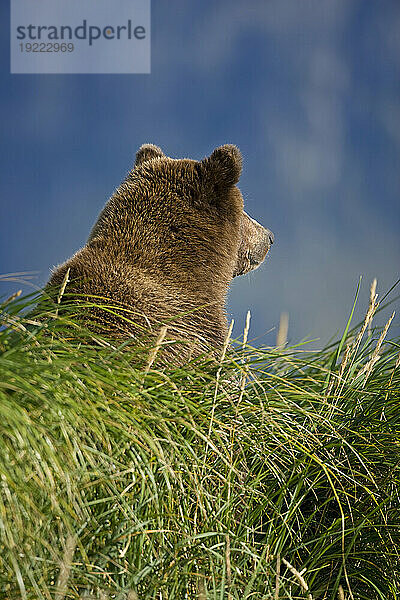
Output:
[{"xmin": 0, "ymin": 280, "xmax": 399, "ymax": 599}]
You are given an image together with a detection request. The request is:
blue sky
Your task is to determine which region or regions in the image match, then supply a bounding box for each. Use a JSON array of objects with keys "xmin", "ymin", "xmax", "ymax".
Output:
[{"xmin": 1, "ymin": 0, "xmax": 399, "ymax": 346}]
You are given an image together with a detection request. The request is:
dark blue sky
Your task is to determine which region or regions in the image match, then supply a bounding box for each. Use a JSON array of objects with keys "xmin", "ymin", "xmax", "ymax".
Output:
[{"xmin": 1, "ymin": 0, "xmax": 399, "ymax": 346}]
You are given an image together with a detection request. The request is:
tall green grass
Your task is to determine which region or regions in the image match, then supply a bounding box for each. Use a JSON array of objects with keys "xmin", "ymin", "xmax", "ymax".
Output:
[{"xmin": 0, "ymin": 282, "xmax": 399, "ymax": 599}]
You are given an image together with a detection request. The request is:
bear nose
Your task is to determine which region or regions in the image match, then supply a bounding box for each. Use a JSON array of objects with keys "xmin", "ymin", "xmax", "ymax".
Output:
[{"xmin": 266, "ymin": 229, "xmax": 274, "ymax": 245}]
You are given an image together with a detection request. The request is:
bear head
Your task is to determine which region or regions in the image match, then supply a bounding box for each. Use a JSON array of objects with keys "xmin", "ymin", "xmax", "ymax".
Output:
[{"xmin": 88, "ymin": 143, "xmax": 273, "ymax": 300}]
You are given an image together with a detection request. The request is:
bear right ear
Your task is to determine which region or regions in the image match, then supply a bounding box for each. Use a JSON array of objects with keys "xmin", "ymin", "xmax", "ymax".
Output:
[
  {"xmin": 134, "ymin": 144, "xmax": 165, "ymax": 167},
  {"xmin": 201, "ymin": 144, "xmax": 242, "ymax": 188}
]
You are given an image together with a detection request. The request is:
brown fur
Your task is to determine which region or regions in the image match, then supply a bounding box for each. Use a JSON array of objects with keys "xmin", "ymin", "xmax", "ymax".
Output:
[{"xmin": 46, "ymin": 144, "xmax": 274, "ymax": 362}]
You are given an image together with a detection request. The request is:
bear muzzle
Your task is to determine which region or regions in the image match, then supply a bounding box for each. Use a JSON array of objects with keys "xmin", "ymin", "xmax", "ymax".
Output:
[{"xmin": 233, "ymin": 212, "xmax": 274, "ymax": 277}]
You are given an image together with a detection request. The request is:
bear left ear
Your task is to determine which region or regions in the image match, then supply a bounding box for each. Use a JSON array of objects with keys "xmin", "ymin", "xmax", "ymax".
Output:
[
  {"xmin": 201, "ymin": 144, "xmax": 242, "ymax": 187},
  {"xmin": 135, "ymin": 144, "xmax": 165, "ymax": 167}
]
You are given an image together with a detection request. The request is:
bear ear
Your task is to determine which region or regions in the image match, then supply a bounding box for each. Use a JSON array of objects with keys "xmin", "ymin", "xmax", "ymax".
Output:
[
  {"xmin": 201, "ymin": 144, "xmax": 242, "ymax": 187},
  {"xmin": 134, "ymin": 144, "xmax": 165, "ymax": 167}
]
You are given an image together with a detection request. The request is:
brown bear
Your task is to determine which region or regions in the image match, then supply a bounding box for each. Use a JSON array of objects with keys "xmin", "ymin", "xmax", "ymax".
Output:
[{"xmin": 46, "ymin": 144, "xmax": 274, "ymax": 362}]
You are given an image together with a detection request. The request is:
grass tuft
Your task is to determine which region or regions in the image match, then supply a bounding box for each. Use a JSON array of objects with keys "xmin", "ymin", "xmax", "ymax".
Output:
[{"xmin": 0, "ymin": 284, "xmax": 399, "ymax": 599}]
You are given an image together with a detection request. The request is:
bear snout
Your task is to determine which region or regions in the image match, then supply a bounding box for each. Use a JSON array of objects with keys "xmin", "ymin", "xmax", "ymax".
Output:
[
  {"xmin": 250, "ymin": 226, "xmax": 274, "ymax": 266},
  {"xmin": 248, "ymin": 222, "xmax": 274, "ymax": 265},
  {"xmin": 233, "ymin": 212, "xmax": 274, "ymax": 277}
]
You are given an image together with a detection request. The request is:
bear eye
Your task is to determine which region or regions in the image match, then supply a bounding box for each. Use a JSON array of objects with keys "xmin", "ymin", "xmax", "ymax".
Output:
[{"xmin": 170, "ymin": 224, "xmax": 184, "ymax": 239}]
